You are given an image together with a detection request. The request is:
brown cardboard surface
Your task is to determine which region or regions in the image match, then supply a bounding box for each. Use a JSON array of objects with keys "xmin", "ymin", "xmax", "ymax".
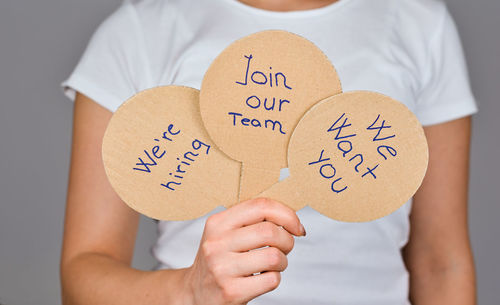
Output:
[
  {"xmin": 199, "ymin": 30, "xmax": 342, "ymax": 202},
  {"xmin": 102, "ymin": 86, "xmax": 241, "ymax": 220},
  {"xmin": 259, "ymin": 91, "xmax": 429, "ymax": 222},
  {"xmin": 237, "ymin": 165, "xmax": 281, "ymax": 206}
]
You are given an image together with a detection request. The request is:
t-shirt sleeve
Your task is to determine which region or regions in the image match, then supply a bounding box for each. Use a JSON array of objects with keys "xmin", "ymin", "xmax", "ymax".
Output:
[
  {"xmin": 61, "ymin": 0, "xmax": 151, "ymax": 113},
  {"xmin": 414, "ymin": 5, "xmax": 478, "ymax": 126}
]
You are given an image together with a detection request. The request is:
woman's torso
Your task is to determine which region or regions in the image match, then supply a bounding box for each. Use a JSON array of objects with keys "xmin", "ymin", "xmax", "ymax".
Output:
[{"xmin": 127, "ymin": 0, "xmax": 444, "ymax": 303}]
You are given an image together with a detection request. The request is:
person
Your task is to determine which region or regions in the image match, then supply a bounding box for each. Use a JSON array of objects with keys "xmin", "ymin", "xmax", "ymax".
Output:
[{"xmin": 60, "ymin": 0, "xmax": 478, "ymax": 304}]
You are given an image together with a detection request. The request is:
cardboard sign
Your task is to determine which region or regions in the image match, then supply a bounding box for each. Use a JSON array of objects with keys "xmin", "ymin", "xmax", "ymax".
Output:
[
  {"xmin": 259, "ymin": 91, "xmax": 428, "ymax": 222},
  {"xmin": 102, "ymin": 86, "xmax": 241, "ymax": 220},
  {"xmin": 199, "ymin": 30, "xmax": 342, "ymax": 202}
]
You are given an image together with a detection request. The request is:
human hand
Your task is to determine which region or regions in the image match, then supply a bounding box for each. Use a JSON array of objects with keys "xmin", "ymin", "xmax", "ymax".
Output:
[{"xmin": 183, "ymin": 198, "xmax": 306, "ymax": 305}]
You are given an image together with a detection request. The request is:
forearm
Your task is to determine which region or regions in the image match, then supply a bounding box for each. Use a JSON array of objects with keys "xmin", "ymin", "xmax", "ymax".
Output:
[
  {"xmin": 408, "ymin": 257, "xmax": 476, "ymax": 304},
  {"xmin": 61, "ymin": 252, "xmax": 191, "ymax": 305}
]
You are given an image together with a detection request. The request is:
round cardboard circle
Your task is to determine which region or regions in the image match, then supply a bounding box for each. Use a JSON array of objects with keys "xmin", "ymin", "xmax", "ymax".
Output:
[
  {"xmin": 259, "ymin": 91, "xmax": 429, "ymax": 222},
  {"xmin": 102, "ymin": 86, "xmax": 241, "ymax": 220},
  {"xmin": 199, "ymin": 30, "xmax": 342, "ymax": 199}
]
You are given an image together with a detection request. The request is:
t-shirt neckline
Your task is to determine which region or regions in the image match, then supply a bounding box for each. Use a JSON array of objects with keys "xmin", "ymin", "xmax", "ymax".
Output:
[{"xmin": 219, "ymin": 0, "xmax": 355, "ymax": 18}]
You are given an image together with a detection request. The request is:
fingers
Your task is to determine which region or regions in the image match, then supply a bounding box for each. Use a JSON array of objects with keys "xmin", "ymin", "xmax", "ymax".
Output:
[
  {"xmin": 228, "ymin": 272, "xmax": 282, "ymax": 304},
  {"xmin": 216, "ymin": 198, "xmax": 306, "ymax": 237},
  {"xmin": 194, "ymin": 197, "xmax": 305, "ymax": 304},
  {"xmin": 228, "ymin": 221, "xmax": 295, "ymax": 254},
  {"xmin": 232, "ymin": 247, "xmax": 288, "ymax": 276}
]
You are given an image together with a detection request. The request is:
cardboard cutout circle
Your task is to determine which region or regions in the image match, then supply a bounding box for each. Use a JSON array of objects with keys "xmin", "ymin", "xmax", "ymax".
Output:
[
  {"xmin": 259, "ymin": 91, "xmax": 429, "ymax": 222},
  {"xmin": 200, "ymin": 30, "xmax": 342, "ymax": 201},
  {"xmin": 102, "ymin": 86, "xmax": 241, "ymax": 220}
]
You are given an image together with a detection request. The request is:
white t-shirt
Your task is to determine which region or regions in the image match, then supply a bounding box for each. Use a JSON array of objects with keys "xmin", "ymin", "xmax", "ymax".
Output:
[{"xmin": 62, "ymin": 0, "xmax": 478, "ymax": 304}]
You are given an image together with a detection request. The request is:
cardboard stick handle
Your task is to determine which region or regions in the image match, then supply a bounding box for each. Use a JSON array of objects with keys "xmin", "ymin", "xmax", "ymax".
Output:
[
  {"xmin": 256, "ymin": 178, "xmax": 305, "ymax": 211},
  {"xmin": 238, "ymin": 164, "xmax": 281, "ymax": 202}
]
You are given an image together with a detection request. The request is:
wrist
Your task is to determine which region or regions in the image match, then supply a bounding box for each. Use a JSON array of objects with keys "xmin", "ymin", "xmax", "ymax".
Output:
[
  {"xmin": 179, "ymin": 267, "xmax": 196, "ymax": 305},
  {"xmin": 156, "ymin": 267, "xmax": 195, "ymax": 305}
]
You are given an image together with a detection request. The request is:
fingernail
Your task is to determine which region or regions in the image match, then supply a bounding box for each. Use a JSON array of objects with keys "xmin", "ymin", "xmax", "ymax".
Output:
[{"xmin": 300, "ymin": 223, "xmax": 306, "ymax": 236}]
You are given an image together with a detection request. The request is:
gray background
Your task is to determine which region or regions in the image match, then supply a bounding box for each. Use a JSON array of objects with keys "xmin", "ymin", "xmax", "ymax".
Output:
[{"xmin": 0, "ymin": 0, "xmax": 498, "ymax": 304}]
